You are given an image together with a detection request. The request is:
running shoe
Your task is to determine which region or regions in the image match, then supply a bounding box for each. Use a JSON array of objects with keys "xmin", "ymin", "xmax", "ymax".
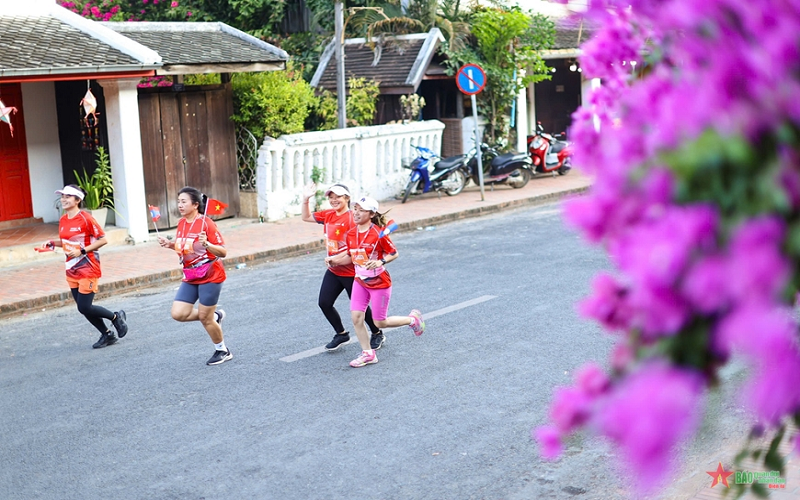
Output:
[
  {"xmin": 409, "ymin": 309, "xmax": 425, "ymax": 336},
  {"xmin": 325, "ymin": 332, "xmax": 350, "ymax": 351},
  {"xmin": 206, "ymin": 349, "xmax": 233, "ymax": 365},
  {"xmin": 92, "ymin": 331, "xmax": 118, "ymax": 349},
  {"xmin": 112, "ymin": 310, "xmax": 128, "ymax": 338},
  {"xmin": 370, "ymin": 330, "xmax": 385, "ymax": 350},
  {"xmin": 349, "ymin": 350, "xmax": 378, "ymax": 368},
  {"xmin": 215, "ymin": 308, "xmax": 226, "ymax": 327}
]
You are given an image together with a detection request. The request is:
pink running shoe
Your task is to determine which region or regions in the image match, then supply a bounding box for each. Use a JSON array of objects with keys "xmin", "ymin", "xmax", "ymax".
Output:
[
  {"xmin": 349, "ymin": 350, "xmax": 378, "ymax": 368},
  {"xmin": 409, "ymin": 309, "xmax": 425, "ymax": 336}
]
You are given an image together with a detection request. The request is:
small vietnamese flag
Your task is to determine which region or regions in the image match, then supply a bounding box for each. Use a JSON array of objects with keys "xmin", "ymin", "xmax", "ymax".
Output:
[
  {"xmin": 148, "ymin": 205, "xmax": 161, "ymax": 221},
  {"xmin": 206, "ymin": 198, "xmax": 228, "ymax": 216}
]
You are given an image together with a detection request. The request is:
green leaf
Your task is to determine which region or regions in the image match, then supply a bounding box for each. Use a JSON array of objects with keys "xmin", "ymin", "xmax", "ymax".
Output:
[{"xmin": 751, "ymin": 482, "xmax": 769, "ymax": 498}]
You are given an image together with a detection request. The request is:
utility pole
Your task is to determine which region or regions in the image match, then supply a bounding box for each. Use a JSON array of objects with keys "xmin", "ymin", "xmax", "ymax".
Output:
[{"xmin": 334, "ymin": 1, "xmax": 347, "ymax": 129}]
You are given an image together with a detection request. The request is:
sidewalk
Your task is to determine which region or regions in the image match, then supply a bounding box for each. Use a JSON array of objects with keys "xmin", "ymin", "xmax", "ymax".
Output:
[{"xmin": 0, "ymin": 173, "xmax": 590, "ymax": 318}]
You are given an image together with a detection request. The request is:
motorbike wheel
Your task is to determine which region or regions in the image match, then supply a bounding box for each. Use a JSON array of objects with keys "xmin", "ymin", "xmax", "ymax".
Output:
[
  {"xmin": 557, "ymin": 158, "xmax": 572, "ymax": 176},
  {"xmin": 508, "ymin": 168, "xmax": 531, "ymax": 189},
  {"xmin": 442, "ymin": 169, "xmax": 467, "ymax": 196},
  {"xmin": 401, "ymin": 179, "xmax": 419, "ymax": 204}
]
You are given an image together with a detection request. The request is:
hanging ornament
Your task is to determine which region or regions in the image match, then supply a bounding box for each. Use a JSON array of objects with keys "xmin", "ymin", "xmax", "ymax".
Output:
[
  {"xmin": 0, "ymin": 98, "xmax": 17, "ymax": 137},
  {"xmin": 79, "ymin": 81, "xmax": 101, "ymax": 151},
  {"xmin": 80, "ymin": 87, "xmax": 98, "ymax": 128}
]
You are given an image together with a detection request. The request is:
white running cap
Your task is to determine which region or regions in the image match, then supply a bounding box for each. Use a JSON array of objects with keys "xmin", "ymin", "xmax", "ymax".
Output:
[
  {"xmin": 55, "ymin": 185, "xmax": 85, "ymax": 200},
  {"xmin": 325, "ymin": 184, "xmax": 351, "ymax": 197},
  {"xmin": 354, "ymin": 196, "xmax": 379, "ymax": 212}
]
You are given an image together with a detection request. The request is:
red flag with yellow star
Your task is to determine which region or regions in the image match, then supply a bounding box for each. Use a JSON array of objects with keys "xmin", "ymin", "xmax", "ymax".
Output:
[{"xmin": 206, "ymin": 198, "xmax": 228, "ymax": 216}]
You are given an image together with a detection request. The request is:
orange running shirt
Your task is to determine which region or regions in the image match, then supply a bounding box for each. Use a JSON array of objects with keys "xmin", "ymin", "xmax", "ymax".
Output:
[
  {"xmin": 345, "ymin": 224, "xmax": 397, "ymax": 289},
  {"xmin": 59, "ymin": 210, "xmax": 104, "ymax": 280},
  {"xmin": 174, "ymin": 215, "xmax": 226, "ymax": 284},
  {"xmin": 313, "ymin": 209, "xmax": 356, "ymax": 277}
]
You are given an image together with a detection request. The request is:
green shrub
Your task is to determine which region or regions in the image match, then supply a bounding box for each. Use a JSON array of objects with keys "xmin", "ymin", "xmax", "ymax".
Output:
[
  {"xmin": 347, "ymin": 77, "xmax": 380, "ymax": 126},
  {"xmin": 74, "ymin": 147, "xmax": 115, "ymax": 210},
  {"xmin": 231, "ymin": 66, "xmax": 318, "ymax": 140},
  {"xmin": 184, "ymin": 73, "xmax": 221, "ymax": 86},
  {"xmin": 310, "ymin": 77, "xmax": 381, "ymax": 130}
]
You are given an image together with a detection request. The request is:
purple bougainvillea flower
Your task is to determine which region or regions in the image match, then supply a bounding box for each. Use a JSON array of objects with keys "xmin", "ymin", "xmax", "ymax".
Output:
[
  {"xmin": 578, "ymin": 273, "xmax": 633, "ymax": 332},
  {"xmin": 627, "ymin": 283, "xmax": 690, "ymax": 339},
  {"xmin": 726, "ymin": 217, "xmax": 789, "ymax": 301},
  {"xmin": 533, "ymin": 425, "xmax": 563, "ymax": 461},
  {"xmin": 714, "ymin": 301, "xmax": 795, "ymax": 361},
  {"xmin": 681, "ymin": 254, "xmax": 730, "ymax": 314},
  {"xmin": 575, "ymin": 362, "xmax": 610, "ymax": 397},
  {"xmin": 549, "ymin": 386, "xmax": 592, "ymax": 433},
  {"xmin": 592, "ymin": 363, "xmax": 704, "ymax": 494},
  {"xmin": 610, "ymin": 342, "xmax": 634, "ymax": 373},
  {"xmin": 742, "ymin": 343, "xmax": 800, "ymax": 425}
]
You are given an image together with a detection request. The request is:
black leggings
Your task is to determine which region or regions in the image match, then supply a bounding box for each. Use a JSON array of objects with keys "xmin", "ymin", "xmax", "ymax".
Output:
[
  {"xmin": 319, "ymin": 270, "xmax": 379, "ymax": 335},
  {"xmin": 71, "ymin": 289, "xmax": 115, "ymax": 334}
]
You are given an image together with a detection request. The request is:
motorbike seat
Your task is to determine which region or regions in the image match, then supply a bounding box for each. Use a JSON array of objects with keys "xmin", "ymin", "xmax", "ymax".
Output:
[
  {"xmin": 433, "ymin": 155, "xmax": 465, "ymax": 171},
  {"xmin": 549, "ymin": 141, "xmax": 567, "ymax": 154},
  {"xmin": 491, "ymin": 152, "xmax": 530, "ymax": 166}
]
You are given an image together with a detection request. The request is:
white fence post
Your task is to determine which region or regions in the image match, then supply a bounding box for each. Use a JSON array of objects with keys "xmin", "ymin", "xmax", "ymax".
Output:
[{"xmin": 255, "ymin": 120, "xmax": 445, "ymax": 221}]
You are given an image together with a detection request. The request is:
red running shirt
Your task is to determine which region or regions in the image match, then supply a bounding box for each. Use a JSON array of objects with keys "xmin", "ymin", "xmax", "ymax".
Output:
[
  {"xmin": 313, "ymin": 209, "xmax": 356, "ymax": 277},
  {"xmin": 345, "ymin": 224, "xmax": 397, "ymax": 289},
  {"xmin": 174, "ymin": 215, "xmax": 226, "ymax": 284},
  {"xmin": 59, "ymin": 211, "xmax": 104, "ymax": 279}
]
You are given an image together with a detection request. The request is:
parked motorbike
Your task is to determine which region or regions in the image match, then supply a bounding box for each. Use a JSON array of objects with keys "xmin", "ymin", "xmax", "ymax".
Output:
[
  {"xmin": 527, "ymin": 122, "xmax": 572, "ymax": 175},
  {"xmin": 401, "ymin": 145, "xmax": 469, "ymax": 203},
  {"xmin": 464, "ymin": 143, "xmax": 534, "ymax": 189}
]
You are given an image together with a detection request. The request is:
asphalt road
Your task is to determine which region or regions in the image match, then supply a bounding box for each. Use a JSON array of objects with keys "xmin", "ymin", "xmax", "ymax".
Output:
[{"xmin": 0, "ymin": 203, "xmax": 754, "ymax": 500}]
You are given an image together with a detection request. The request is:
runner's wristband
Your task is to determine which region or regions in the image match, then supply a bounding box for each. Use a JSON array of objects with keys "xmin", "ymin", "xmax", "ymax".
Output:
[
  {"xmin": 380, "ymin": 258, "xmax": 386, "ymax": 265},
  {"xmin": 80, "ymin": 248, "xmax": 87, "ymax": 255}
]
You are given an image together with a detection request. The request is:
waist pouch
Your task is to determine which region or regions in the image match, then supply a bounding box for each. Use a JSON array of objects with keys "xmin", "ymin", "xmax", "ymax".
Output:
[{"xmin": 183, "ymin": 260, "xmax": 215, "ymax": 282}]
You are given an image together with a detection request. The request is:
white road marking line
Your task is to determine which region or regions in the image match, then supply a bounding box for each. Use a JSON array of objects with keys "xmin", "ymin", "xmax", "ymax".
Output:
[{"xmin": 279, "ymin": 295, "xmax": 497, "ymax": 363}]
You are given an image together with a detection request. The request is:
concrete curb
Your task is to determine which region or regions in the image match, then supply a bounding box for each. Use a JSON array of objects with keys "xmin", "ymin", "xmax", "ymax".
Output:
[{"xmin": 0, "ymin": 186, "xmax": 587, "ymax": 318}]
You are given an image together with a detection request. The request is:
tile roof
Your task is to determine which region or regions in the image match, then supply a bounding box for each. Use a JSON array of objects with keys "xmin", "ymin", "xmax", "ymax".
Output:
[
  {"xmin": 312, "ymin": 29, "xmax": 443, "ymax": 94},
  {"xmin": 0, "ymin": 15, "xmax": 144, "ymax": 75},
  {"xmin": 104, "ymin": 22, "xmax": 288, "ymax": 66},
  {"xmin": 316, "ymin": 39, "xmax": 424, "ymax": 91},
  {"xmin": 553, "ymin": 19, "xmax": 593, "ymax": 50}
]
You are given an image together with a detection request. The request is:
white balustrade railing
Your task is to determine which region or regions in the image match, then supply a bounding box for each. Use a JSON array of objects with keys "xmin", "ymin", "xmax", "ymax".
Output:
[{"xmin": 256, "ymin": 120, "xmax": 444, "ymax": 221}]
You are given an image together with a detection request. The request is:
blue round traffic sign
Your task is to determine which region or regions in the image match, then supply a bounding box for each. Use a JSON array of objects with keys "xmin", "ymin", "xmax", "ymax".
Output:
[{"xmin": 456, "ymin": 64, "xmax": 486, "ymax": 95}]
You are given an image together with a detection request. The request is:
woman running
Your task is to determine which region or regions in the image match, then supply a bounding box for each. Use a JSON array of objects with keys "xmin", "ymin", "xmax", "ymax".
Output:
[
  {"xmin": 41, "ymin": 185, "xmax": 128, "ymax": 348},
  {"xmin": 158, "ymin": 187, "xmax": 231, "ymax": 366},
  {"xmin": 329, "ymin": 196, "xmax": 425, "ymax": 368},
  {"xmin": 301, "ymin": 183, "xmax": 384, "ymax": 351}
]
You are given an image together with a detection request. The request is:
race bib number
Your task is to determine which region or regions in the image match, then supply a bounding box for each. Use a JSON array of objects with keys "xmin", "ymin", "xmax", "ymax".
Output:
[
  {"xmin": 326, "ymin": 239, "xmax": 339, "ymax": 254},
  {"xmin": 352, "ymin": 248, "xmax": 368, "ymax": 267},
  {"xmin": 63, "ymin": 242, "xmax": 80, "ymax": 254}
]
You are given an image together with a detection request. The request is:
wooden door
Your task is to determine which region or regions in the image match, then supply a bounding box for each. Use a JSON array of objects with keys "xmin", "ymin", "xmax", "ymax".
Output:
[
  {"xmin": 0, "ymin": 83, "xmax": 34, "ymax": 222},
  {"xmin": 139, "ymin": 84, "xmax": 239, "ymax": 229}
]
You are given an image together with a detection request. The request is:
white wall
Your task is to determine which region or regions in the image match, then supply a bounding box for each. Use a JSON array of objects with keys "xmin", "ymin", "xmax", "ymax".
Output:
[
  {"xmin": 21, "ymin": 81, "xmax": 64, "ymax": 223},
  {"xmin": 257, "ymin": 121, "xmax": 445, "ymax": 221}
]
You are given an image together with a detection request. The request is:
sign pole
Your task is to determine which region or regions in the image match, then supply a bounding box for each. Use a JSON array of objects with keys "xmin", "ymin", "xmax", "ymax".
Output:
[
  {"xmin": 456, "ymin": 63, "xmax": 487, "ymax": 202},
  {"xmin": 471, "ymin": 94, "xmax": 485, "ymax": 201}
]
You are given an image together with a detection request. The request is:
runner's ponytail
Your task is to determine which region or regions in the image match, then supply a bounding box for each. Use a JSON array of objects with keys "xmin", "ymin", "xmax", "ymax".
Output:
[{"xmin": 370, "ymin": 209, "xmax": 391, "ymax": 227}]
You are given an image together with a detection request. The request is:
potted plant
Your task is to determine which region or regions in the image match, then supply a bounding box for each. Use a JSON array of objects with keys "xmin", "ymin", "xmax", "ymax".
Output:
[{"xmin": 74, "ymin": 146, "xmax": 115, "ymax": 228}]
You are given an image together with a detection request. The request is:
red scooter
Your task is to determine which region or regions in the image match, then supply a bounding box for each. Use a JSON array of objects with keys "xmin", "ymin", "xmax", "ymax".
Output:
[{"xmin": 527, "ymin": 122, "xmax": 572, "ymax": 175}]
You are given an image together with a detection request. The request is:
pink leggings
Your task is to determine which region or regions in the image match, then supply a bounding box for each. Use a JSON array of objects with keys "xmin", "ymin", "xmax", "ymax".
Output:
[{"xmin": 350, "ymin": 280, "xmax": 392, "ymax": 321}]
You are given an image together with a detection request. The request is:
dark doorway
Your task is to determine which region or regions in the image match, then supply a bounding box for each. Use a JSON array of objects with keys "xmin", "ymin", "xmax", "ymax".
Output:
[
  {"xmin": 54, "ymin": 80, "xmax": 109, "ymax": 185},
  {"xmin": 534, "ymin": 58, "xmax": 582, "ymax": 137}
]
